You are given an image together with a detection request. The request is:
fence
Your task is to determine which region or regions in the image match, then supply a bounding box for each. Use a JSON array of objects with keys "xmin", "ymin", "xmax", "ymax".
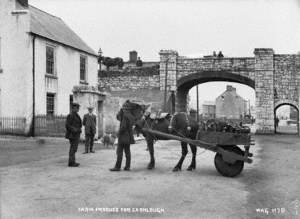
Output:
[
  {"xmin": 0, "ymin": 117, "xmax": 27, "ymax": 135},
  {"xmin": 35, "ymin": 115, "xmax": 67, "ymax": 137}
]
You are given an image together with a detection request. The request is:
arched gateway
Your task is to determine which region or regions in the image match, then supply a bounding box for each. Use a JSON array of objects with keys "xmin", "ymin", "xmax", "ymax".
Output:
[{"xmin": 159, "ymin": 49, "xmax": 300, "ymax": 134}]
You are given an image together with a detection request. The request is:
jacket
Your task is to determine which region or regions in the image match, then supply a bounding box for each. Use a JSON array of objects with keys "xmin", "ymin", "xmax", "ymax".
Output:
[
  {"xmin": 117, "ymin": 110, "xmax": 135, "ymax": 145},
  {"xmin": 83, "ymin": 113, "xmax": 96, "ymax": 135},
  {"xmin": 65, "ymin": 112, "xmax": 82, "ymax": 139}
]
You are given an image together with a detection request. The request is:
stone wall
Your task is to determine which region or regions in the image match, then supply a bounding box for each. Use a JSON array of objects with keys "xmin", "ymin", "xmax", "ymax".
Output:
[
  {"xmin": 98, "ymin": 68, "xmax": 167, "ymax": 134},
  {"xmin": 274, "ymin": 54, "xmax": 300, "ymax": 108},
  {"xmin": 252, "ymin": 49, "xmax": 275, "ymax": 133},
  {"xmin": 99, "ymin": 66, "xmax": 160, "ymax": 91},
  {"xmin": 177, "ymin": 57, "xmax": 255, "ymax": 81},
  {"xmin": 99, "ymin": 75, "xmax": 160, "ymax": 91},
  {"xmin": 101, "ymin": 89, "xmax": 167, "ymax": 134},
  {"xmin": 159, "ymin": 50, "xmax": 178, "ymax": 91}
]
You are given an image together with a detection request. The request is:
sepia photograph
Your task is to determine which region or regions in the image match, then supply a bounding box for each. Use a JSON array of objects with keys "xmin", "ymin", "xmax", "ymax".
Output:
[{"xmin": 0, "ymin": 0, "xmax": 300, "ymax": 218}]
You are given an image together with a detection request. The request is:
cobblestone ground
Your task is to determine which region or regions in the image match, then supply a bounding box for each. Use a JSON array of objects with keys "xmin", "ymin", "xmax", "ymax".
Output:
[{"xmin": 0, "ymin": 135, "xmax": 299, "ymax": 219}]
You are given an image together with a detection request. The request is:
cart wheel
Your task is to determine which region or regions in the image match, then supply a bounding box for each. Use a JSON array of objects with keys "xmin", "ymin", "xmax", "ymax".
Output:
[{"xmin": 214, "ymin": 145, "xmax": 244, "ymax": 177}]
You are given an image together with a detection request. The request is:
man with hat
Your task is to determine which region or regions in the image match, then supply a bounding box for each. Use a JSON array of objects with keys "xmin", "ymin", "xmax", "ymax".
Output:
[
  {"xmin": 110, "ymin": 100, "xmax": 137, "ymax": 171},
  {"xmin": 65, "ymin": 103, "xmax": 82, "ymax": 167},
  {"xmin": 83, "ymin": 106, "xmax": 97, "ymax": 153}
]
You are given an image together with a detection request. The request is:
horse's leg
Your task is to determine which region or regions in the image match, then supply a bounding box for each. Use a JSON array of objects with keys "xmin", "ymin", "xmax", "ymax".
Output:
[
  {"xmin": 173, "ymin": 142, "xmax": 188, "ymax": 172},
  {"xmin": 147, "ymin": 137, "xmax": 155, "ymax": 169},
  {"xmin": 187, "ymin": 144, "xmax": 197, "ymax": 171}
]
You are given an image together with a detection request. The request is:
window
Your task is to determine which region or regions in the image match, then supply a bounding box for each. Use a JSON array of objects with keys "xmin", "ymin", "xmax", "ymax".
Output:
[
  {"xmin": 46, "ymin": 45, "xmax": 55, "ymax": 75},
  {"xmin": 46, "ymin": 93, "xmax": 55, "ymax": 116},
  {"xmin": 80, "ymin": 55, "xmax": 87, "ymax": 82}
]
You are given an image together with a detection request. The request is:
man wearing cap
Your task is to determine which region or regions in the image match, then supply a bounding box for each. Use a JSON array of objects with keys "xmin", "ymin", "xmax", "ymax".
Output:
[
  {"xmin": 110, "ymin": 100, "xmax": 136, "ymax": 171},
  {"xmin": 83, "ymin": 106, "xmax": 97, "ymax": 153},
  {"xmin": 65, "ymin": 103, "xmax": 82, "ymax": 167}
]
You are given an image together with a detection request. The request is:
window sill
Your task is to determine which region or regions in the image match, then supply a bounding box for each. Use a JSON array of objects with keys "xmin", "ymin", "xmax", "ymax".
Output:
[
  {"xmin": 45, "ymin": 74, "xmax": 58, "ymax": 79},
  {"xmin": 80, "ymin": 81, "xmax": 89, "ymax": 85}
]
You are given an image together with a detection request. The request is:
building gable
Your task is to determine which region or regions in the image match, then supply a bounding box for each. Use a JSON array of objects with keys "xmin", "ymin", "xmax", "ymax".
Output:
[{"xmin": 29, "ymin": 5, "xmax": 96, "ymax": 56}]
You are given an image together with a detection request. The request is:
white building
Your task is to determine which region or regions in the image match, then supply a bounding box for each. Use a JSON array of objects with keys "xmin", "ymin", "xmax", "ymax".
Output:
[
  {"xmin": 215, "ymin": 85, "xmax": 247, "ymax": 119},
  {"xmin": 0, "ymin": 0, "xmax": 99, "ymax": 134}
]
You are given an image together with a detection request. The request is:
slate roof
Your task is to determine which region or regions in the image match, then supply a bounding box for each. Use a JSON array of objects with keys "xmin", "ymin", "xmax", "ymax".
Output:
[{"xmin": 29, "ymin": 5, "xmax": 97, "ymax": 56}]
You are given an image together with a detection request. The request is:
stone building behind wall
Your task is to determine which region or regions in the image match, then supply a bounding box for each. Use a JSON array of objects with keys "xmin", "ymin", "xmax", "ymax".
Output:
[
  {"xmin": 215, "ymin": 85, "xmax": 247, "ymax": 119},
  {"xmin": 202, "ymin": 101, "xmax": 216, "ymax": 119}
]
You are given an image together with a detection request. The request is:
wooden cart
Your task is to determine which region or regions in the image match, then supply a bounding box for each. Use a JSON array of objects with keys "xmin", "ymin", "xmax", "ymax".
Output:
[{"xmin": 142, "ymin": 128, "xmax": 254, "ymax": 177}]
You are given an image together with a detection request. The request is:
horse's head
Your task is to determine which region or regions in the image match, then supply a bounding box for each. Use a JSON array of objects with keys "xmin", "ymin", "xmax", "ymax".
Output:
[
  {"xmin": 134, "ymin": 110, "xmax": 151, "ymax": 133},
  {"xmin": 121, "ymin": 100, "xmax": 150, "ymax": 126}
]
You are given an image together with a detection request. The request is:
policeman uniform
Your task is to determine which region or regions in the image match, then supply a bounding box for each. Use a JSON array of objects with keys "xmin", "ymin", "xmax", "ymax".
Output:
[{"xmin": 65, "ymin": 103, "xmax": 82, "ymax": 167}]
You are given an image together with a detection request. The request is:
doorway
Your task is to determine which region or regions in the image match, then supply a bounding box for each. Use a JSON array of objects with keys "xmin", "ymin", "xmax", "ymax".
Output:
[{"xmin": 275, "ymin": 104, "xmax": 299, "ymax": 135}]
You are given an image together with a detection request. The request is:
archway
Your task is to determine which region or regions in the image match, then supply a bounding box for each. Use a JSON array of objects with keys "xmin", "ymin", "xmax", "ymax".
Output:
[
  {"xmin": 176, "ymin": 71, "xmax": 255, "ymax": 113},
  {"xmin": 274, "ymin": 103, "xmax": 299, "ymax": 135}
]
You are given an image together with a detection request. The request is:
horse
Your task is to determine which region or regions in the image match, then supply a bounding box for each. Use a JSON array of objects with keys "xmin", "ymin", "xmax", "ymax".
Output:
[{"xmin": 135, "ymin": 112, "xmax": 199, "ymax": 171}]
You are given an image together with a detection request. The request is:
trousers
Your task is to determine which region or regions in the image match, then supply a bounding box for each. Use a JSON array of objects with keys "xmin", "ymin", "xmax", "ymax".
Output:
[
  {"xmin": 114, "ymin": 143, "xmax": 131, "ymax": 169},
  {"xmin": 69, "ymin": 138, "xmax": 79, "ymax": 164},
  {"xmin": 85, "ymin": 134, "xmax": 95, "ymax": 152}
]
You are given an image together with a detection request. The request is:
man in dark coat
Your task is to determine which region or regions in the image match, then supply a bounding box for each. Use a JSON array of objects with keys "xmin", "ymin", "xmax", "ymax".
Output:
[
  {"xmin": 65, "ymin": 103, "xmax": 82, "ymax": 167},
  {"xmin": 83, "ymin": 106, "xmax": 97, "ymax": 153},
  {"xmin": 110, "ymin": 102, "xmax": 136, "ymax": 171}
]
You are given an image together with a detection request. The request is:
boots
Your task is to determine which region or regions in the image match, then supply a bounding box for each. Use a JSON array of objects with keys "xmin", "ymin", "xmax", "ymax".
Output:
[
  {"xmin": 68, "ymin": 162, "xmax": 80, "ymax": 167},
  {"xmin": 110, "ymin": 155, "xmax": 122, "ymax": 171},
  {"xmin": 90, "ymin": 145, "xmax": 95, "ymax": 153},
  {"xmin": 124, "ymin": 154, "xmax": 131, "ymax": 171}
]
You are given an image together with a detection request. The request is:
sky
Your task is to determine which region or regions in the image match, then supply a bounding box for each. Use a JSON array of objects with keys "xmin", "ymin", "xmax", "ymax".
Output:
[{"xmin": 30, "ymin": 0, "xmax": 300, "ymax": 109}]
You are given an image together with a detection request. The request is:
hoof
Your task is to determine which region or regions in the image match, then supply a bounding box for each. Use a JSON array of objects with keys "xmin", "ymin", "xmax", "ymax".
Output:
[
  {"xmin": 172, "ymin": 166, "xmax": 181, "ymax": 172},
  {"xmin": 187, "ymin": 166, "xmax": 195, "ymax": 171},
  {"xmin": 147, "ymin": 163, "xmax": 155, "ymax": 170}
]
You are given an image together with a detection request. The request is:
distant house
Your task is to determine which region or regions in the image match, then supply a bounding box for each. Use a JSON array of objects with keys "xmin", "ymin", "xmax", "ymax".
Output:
[
  {"xmin": 122, "ymin": 51, "xmax": 159, "ymax": 69},
  {"xmin": 215, "ymin": 85, "xmax": 247, "ymax": 119},
  {"xmin": 0, "ymin": 0, "xmax": 98, "ymax": 134},
  {"xmin": 290, "ymin": 106, "xmax": 298, "ymax": 121},
  {"xmin": 202, "ymin": 101, "xmax": 216, "ymax": 119}
]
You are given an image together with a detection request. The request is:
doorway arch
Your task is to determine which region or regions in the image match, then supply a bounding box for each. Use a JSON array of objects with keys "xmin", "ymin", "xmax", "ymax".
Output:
[{"xmin": 274, "ymin": 102, "xmax": 299, "ymax": 135}]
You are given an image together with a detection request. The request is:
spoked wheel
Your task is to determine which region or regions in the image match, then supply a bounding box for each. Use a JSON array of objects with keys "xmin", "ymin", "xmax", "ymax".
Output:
[{"xmin": 214, "ymin": 145, "xmax": 244, "ymax": 177}]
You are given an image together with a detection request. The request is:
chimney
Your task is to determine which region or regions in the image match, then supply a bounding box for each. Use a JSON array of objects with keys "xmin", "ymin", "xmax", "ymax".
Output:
[
  {"xmin": 16, "ymin": 0, "xmax": 28, "ymax": 8},
  {"xmin": 129, "ymin": 51, "xmax": 138, "ymax": 63},
  {"xmin": 226, "ymin": 85, "xmax": 236, "ymax": 92}
]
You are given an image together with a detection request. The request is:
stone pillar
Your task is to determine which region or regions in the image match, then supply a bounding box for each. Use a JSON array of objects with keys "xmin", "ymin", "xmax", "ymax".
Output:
[
  {"xmin": 159, "ymin": 50, "xmax": 178, "ymax": 91},
  {"xmin": 175, "ymin": 89, "xmax": 188, "ymax": 113},
  {"xmin": 299, "ymin": 86, "xmax": 300, "ymax": 136},
  {"xmin": 72, "ymin": 85, "xmax": 106, "ymax": 139},
  {"xmin": 254, "ymin": 48, "xmax": 275, "ymax": 134}
]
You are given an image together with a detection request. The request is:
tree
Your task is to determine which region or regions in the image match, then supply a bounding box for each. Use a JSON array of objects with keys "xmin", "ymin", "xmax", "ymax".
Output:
[
  {"xmin": 102, "ymin": 57, "xmax": 114, "ymax": 70},
  {"xmin": 115, "ymin": 57, "xmax": 124, "ymax": 69},
  {"xmin": 102, "ymin": 57, "xmax": 124, "ymax": 70}
]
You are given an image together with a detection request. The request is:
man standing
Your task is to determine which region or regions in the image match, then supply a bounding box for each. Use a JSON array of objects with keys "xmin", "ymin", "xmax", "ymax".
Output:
[
  {"xmin": 83, "ymin": 106, "xmax": 97, "ymax": 153},
  {"xmin": 65, "ymin": 103, "xmax": 82, "ymax": 167},
  {"xmin": 275, "ymin": 116, "xmax": 280, "ymax": 128},
  {"xmin": 110, "ymin": 101, "xmax": 135, "ymax": 171}
]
